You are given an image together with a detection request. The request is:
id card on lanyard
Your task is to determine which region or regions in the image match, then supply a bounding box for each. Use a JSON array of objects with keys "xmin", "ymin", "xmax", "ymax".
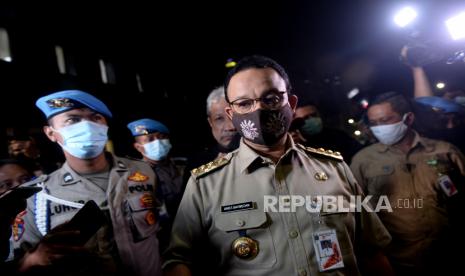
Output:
[{"xmin": 312, "ymin": 228, "xmax": 344, "ymax": 271}]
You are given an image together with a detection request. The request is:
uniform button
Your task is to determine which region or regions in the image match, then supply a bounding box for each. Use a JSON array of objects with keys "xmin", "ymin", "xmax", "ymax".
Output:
[
  {"xmin": 289, "ymin": 230, "xmax": 299, "ymax": 239},
  {"xmin": 298, "ymin": 268, "xmax": 307, "ymax": 276},
  {"xmin": 236, "ymin": 220, "xmax": 245, "ymax": 227}
]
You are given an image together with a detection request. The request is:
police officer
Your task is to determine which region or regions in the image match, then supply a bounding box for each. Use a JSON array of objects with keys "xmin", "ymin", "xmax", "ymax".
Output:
[
  {"xmin": 351, "ymin": 92, "xmax": 465, "ymax": 274},
  {"xmin": 127, "ymin": 118, "xmax": 184, "ymax": 251},
  {"xmin": 163, "ymin": 56, "xmax": 392, "ymax": 276},
  {"xmin": 15, "ymin": 90, "xmax": 161, "ymax": 276},
  {"xmin": 0, "ymin": 159, "xmax": 33, "ymax": 262}
]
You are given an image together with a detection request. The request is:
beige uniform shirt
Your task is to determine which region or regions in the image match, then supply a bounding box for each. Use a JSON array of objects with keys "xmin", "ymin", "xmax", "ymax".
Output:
[
  {"xmin": 350, "ymin": 132, "xmax": 465, "ymax": 267},
  {"xmin": 164, "ymin": 137, "xmax": 390, "ymax": 276}
]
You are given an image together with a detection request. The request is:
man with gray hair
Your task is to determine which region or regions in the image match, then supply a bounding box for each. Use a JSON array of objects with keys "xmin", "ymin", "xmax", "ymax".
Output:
[{"xmin": 185, "ymin": 86, "xmax": 239, "ymax": 172}]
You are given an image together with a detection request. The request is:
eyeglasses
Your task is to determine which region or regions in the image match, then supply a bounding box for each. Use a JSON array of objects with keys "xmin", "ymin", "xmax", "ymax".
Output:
[{"xmin": 229, "ymin": 91, "xmax": 287, "ymax": 114}]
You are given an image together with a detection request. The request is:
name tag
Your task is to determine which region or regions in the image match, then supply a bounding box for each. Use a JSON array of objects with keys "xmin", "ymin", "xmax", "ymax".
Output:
[
  {"xmin": 438, "ymin": 174, "xmax": 458, "ymax": 197},
  {"xmin": 313, "ymin": 229, "xmax": 344, "ymax": 272},
  {"xmin": 221, "ymin": 202, "xmax": 255, "ymax": 213}
]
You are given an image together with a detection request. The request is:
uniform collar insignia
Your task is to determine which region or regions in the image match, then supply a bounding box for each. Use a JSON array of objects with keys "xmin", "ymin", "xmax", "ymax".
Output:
[
  {"xmin": 117, "ymin": 161, "xmax": 126, "ymax": 169},
  {"xmin": 63, "ymin": 172, "xmax": 73, "ymax": 183}
]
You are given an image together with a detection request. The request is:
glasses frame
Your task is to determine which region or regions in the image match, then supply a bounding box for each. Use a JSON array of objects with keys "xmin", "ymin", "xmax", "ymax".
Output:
[{"xmin": 229, "ymin": 91, "xmax": 287, "ymax": 114}]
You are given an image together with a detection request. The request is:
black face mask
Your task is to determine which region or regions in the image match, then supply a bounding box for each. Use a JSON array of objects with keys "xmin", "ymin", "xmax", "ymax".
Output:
[{"xmin": 232, "ymin": 105, "xmax": 293, "ymax": 146}]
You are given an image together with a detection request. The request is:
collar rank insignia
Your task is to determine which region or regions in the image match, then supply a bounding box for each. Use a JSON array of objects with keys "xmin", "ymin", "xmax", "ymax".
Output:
[
  {"xmin": 135, "ymin": 125, "xmax": 149, "ymax": 135},
  {"xmin": 46, "ymin": 98, "xmax": 74, "ymax": 108},
  {"xmin": 63, "ymin": 173, "xmax": 74, "ymax": 183},
  {"xmin": 118, "ymin": 161, "xmax": 127, "ymax": 169},
  {"xmin": 128, "ymin": 171, "xmax": 149, "ymax": 182}
]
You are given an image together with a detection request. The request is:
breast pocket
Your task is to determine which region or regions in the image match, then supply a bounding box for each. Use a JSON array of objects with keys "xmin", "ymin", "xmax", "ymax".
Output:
[
  {"xmin": 317, "ymin": 211, "xmax": 354, "ymax": 256},
  {"xmin": 126, "ymin": 192, "xmax": 158, "ymax": 242},
  {"xmin": 215, "ymin": 210, "xmax": 277, "ymax": 269},
  {"xmin": 364, "ymin": 164, "xmax": 395, "ymax": 197}
]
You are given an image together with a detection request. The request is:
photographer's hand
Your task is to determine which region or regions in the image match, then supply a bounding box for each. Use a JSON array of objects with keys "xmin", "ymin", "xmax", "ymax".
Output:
[{"xmin": 401, "ymin": 46, "xmax": 434, "ymax": 98}]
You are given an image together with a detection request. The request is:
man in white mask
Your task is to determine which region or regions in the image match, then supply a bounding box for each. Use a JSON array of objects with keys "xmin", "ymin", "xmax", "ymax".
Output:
[
  {"xmin": 127, "ymin": 118, "xmax": 184, "ymax": 251},
  {"xmin": 14, "ymin": 90, "xmax": 162, "ymax": 276},
  {"xmin": 351, "ymin": 91, "xmax": 465, "ymax": 275}
]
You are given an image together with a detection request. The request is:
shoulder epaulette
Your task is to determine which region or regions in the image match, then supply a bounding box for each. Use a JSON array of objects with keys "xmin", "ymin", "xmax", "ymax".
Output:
[
  {"xmin": 297, "ymin": 144, "xmax": 343, "ymax": 162},
  {"xmin": 24, "ymin": 174, "xmax": 49, "ymax": 187},
  {"xmin": 124, "ymin": 155, "xmax": 143, "ymax": 162},
  {"xmin": 191, "ymin": 155, "xmax": 232, "ymax": 178}
]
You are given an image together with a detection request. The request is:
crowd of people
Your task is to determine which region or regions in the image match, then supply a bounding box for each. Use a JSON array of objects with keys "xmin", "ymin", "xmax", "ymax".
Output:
[{"xmin": 1, "ymin": 52, "xmax": 464, "ymax": 276}]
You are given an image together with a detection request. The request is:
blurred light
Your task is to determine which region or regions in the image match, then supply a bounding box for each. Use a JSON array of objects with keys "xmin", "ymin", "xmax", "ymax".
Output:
[
  {"xmin": 446, "ymin": 12, "xmax": 465, "ymax": 40},
  {"xmin": 348, "ymin": 118, "xmax": 355, "ymax": 124},
  {"xmin": 55, "ymin": 45, "xmax": 66, "ymax": 74},
  {"xmin": 99, "ymin": 59, "xmax": 108, "ymax": 84},
  {"xmin": 136, "ymin": 74, "xmax": 144, "ymax": 93},
  {"xmin": 225, "ymin": 59, "xmax": 236, "ymax": 68},
  {"xmin": 0, "ymin": 28, "xmax": 12, "ymax": 63},
  {"xmin": 436, "ymin": 82, "xmax": 446, "ymax": 89},
  {"xmin": 447, "ymin": 50, "xmax": 465, "ymax": 64},
  {"xmin": 360, "ymin": 99, "xmax": 369, "ymax": 109},
  {"xmin": 347, "ymin": 88, "xmax": 360, "ymax": 99},
  {"xmin": 354, "ymin": 130, "xmax": 362, "ymax": 136},
  {"xmin": 394, "ymin": 7, "xmax": 417, "ymax": 27}
]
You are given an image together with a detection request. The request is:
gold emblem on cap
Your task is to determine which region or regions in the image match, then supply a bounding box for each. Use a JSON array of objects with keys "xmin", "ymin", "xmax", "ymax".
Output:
[
  {"xmin": 46, "ymin": 98, "xmax": 74, "ymax": 108},
  {"xmin": 232, "ymin": 236, "xmax": 259, "ymax": 259},
  {"xmin": 134, "ymin": 125, "xmax": 149, "ymax": 135},
  {"xmin": 314, "ymin": 172, "xmax": 328, "ymax": 181}
]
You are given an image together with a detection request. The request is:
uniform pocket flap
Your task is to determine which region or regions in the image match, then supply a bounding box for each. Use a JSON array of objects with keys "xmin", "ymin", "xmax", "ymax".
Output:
[
  {"xmin": 216, "ymin": 209, "xmax": 267, "ymax": 232},
  {"xmin": 365, "ymin": 164, "xmax": 395, "ymax": 178},
  {"xmin": 127, "ymin": 192, "xmax": 155, "ymax": 212}
]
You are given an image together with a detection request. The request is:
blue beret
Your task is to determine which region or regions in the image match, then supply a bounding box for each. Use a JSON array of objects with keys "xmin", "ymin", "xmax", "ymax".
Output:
[
  {"xmin": 415, "ymin": 96, "xmax": 465, "ymax": 114},
  {"xmin": 35, "ymin": 90, "xmax": 112, "ymax": 119},
  {"xmin": 127, "ymin": 118, "xmax": 170, "ymax": 136}
]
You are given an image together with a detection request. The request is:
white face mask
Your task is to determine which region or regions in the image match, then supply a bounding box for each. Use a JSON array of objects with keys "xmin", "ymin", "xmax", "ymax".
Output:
[
  {"xmin": 142, "ymin": 139, "xmax": 172, "ymax": 161},
  {"xmin": 52, "ymin": 121, "xmax": 108, "ymax": 159},
  {"xmin": 370, "ymin": 114, "xmax": 409, "ymax": 146}
]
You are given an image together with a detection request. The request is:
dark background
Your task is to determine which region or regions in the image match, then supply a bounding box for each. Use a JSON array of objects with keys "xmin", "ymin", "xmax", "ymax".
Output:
[{"xmin": 0, "ymin": 1, "xmax": 464, "ymax": 160}]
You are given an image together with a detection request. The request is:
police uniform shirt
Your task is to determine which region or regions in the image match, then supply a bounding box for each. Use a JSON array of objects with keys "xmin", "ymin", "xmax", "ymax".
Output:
[
  {"xmin": 152, "ymin": 159, "xmax": 184, "ymax": 217},
  {"xmin": 15, "ymin": 154, "xmax": 161, "ymax": 276},
  {"xmin": 350, "ymin": 131, "xmax": 465, "ymax": 267},
  {"xmin": 164, "ymin": 135, "xmax": 391, "ymax": 276}
]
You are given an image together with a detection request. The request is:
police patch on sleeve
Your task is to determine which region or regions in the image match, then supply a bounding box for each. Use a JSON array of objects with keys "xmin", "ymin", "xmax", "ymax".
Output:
[
  {"xmin": 13, "ymin": 210, "xmax": 27, "ymax": 241},
  {"xmin": 140, "ymin": 193, "xmax": 154, "ymax": 209},
  {"xmin": 128, "ymin": 171, "xmax": 149, "ymax": 182},
  {"xmin": 145, "ymin": 210, "xmax": 156, "ymax": 225}
]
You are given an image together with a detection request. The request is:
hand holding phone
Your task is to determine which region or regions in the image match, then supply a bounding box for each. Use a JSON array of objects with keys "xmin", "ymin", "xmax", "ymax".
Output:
[{"xmin": 47, "ymin": 200, "xmax": 106, "ymax": 245}]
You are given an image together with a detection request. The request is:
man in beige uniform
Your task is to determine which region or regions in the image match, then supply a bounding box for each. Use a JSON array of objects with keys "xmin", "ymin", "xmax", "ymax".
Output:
[
  {"xmin": 351, "ymin": 92, "xmax": 465, "ymax": 274},
  {"xmin": 164, "ymin": 56, "xmax": 392, "ymax": 276},
  {"xmin": 14, "ymin": 90, "xmax": 162, "ymax": 276}
]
